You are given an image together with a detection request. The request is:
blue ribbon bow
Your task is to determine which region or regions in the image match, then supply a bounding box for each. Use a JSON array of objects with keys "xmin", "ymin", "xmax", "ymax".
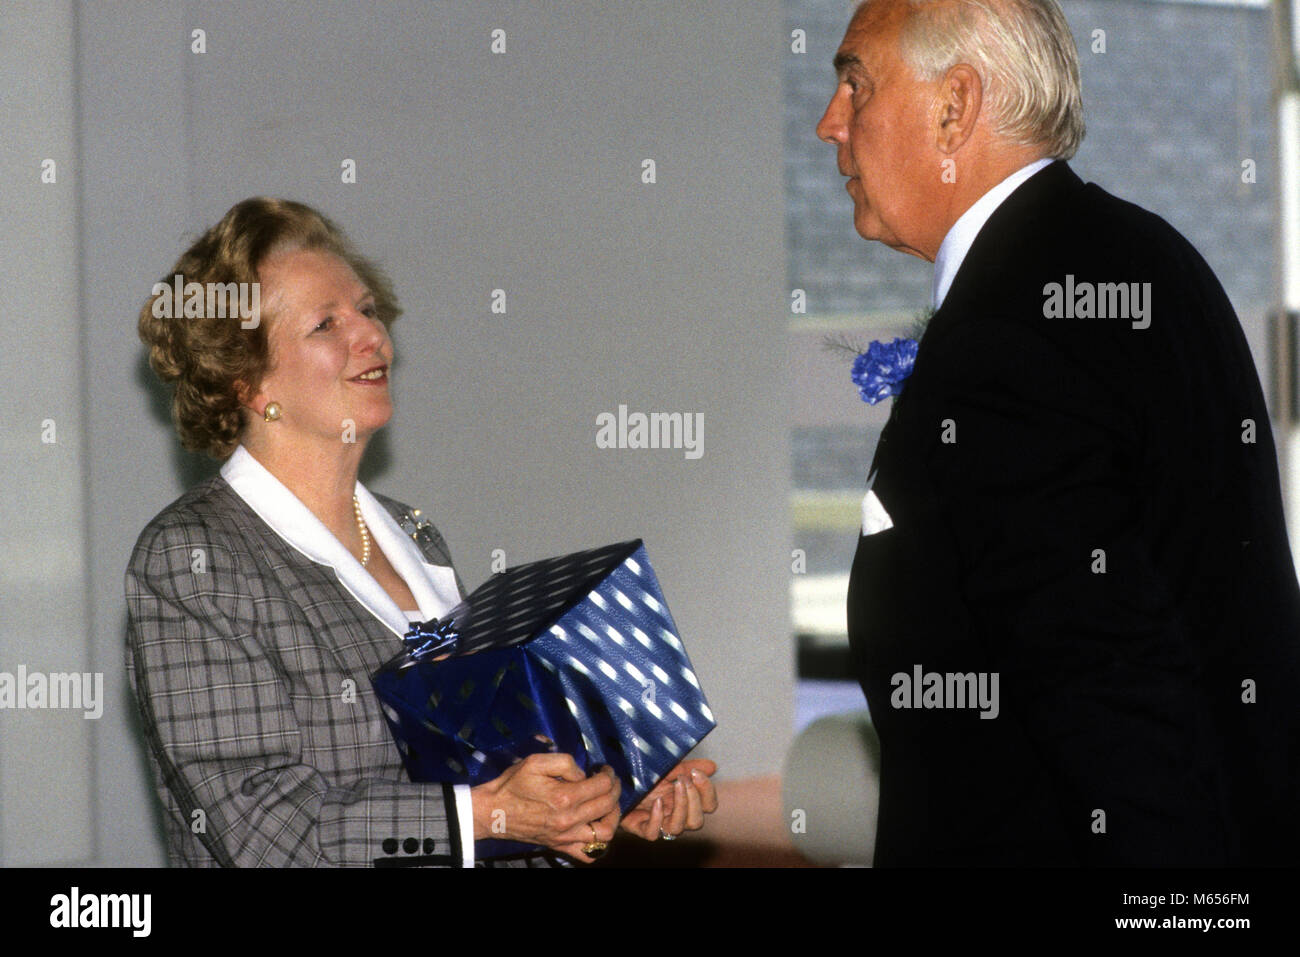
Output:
[{"xmin": 403, "ymin": 618, "xmax": 461, "ymax": 660}]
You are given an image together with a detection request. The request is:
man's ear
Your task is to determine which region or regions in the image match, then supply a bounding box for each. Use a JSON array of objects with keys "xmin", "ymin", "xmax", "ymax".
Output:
[{"xmin": 934, "ymin": 63, "xmax": 982, "ymax": 154}]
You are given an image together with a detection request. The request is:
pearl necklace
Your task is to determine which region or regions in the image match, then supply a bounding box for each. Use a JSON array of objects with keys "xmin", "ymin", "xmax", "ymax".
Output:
[{"xmin": 353, "ymin": 494, "xmax": 371, "ymax": 567}]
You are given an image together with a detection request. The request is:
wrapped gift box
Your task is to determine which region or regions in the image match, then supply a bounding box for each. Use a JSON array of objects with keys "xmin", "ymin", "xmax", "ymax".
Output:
[{"xmin": 371, "ymin": 539, "xmax": 715, "ymax": 857}]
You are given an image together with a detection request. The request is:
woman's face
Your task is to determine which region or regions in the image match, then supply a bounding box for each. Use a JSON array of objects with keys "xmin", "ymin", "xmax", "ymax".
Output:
[{"xmin": 251, "ymin": 247, "xmax": 394, "ymax": 448}]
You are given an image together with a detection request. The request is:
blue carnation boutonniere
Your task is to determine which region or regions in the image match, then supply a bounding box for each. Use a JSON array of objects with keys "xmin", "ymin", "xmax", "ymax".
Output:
[
  {"xmin": 850, "ymin": 337, "xmax": 919, "ymax": 405},
  {"xmin": 824, "ymin": 309, "xmax": 932, "ymax": 405}
]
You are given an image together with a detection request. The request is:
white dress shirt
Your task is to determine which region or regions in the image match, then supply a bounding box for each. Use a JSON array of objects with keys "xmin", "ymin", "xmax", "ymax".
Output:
[
  {"xmin": 220, "ymin": 443, "xmax": 476, "ymax": 866},
  {"xmin": 931, "ymin": 157, "xmax": 1053, "ymax": 310}
]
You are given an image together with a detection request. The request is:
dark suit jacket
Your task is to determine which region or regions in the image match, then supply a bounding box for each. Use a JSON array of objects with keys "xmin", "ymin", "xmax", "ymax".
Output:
[{"xmin": 847, "ymin": 161, "xmax": 1300, "ymax": 866}]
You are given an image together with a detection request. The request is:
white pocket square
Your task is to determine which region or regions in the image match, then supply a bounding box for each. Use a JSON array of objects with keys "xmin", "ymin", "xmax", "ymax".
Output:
[{"xmin": 861, "ymin": 489, "xmax": 894, "ymax": 536}]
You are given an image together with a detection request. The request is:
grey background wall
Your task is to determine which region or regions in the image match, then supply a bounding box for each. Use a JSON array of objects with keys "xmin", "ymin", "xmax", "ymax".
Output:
[
  {"xmin": 0, "ymin": 0, "xmax": 96, "ymax": 866},
  {"xmin": 2, "ymin": 0, "xmax": 789, "ymax": 866}
]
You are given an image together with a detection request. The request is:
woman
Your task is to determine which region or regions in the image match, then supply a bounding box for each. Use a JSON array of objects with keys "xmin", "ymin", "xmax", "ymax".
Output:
[{"xmin": 127, "ymin": 198, "xmax": 716, "ymax": 867}]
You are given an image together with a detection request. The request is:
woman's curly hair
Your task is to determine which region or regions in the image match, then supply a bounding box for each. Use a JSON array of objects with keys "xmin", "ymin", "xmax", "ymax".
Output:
[{"xmin": 138, "ymin": 198, "xmax": 401, "ymax": 459}]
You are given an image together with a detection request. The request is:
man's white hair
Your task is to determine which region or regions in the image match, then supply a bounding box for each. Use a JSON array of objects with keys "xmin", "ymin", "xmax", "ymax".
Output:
[{"xmin": 874, "ymin": 0, "xmax": 1086, "ymax": 159}]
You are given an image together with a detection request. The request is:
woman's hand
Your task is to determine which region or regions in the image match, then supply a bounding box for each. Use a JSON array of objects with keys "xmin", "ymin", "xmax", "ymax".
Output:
[
  {"xmin": 471, "ymin": 753, "xmax": 621, "ymax": 863},
  {"xmin": 619, "ymin": 759, "xmax": 718, "ymax": 842}
]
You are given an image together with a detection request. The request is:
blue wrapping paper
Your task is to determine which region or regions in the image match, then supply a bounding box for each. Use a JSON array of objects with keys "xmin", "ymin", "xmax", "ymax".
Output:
[{"xmin": 371, "ymin": 539, "xmax": 715, "ymax": 858}]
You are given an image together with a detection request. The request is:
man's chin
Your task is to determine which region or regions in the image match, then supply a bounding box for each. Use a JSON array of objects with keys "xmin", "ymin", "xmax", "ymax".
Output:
[
  {"xmin": 852, "ymin": 216, "xmax": 893, "ymax": 249},
  {"xmin": 854, "ymin": 220, "xmax": 929, "ymax": 261}
]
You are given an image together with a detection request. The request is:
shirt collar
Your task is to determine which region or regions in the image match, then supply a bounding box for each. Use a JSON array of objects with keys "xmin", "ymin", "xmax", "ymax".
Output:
[
  {"xmin": 931, "ymin": 157, "xmax": 1053, "ymax": 310},
  {"xmin": 220, "ymin": 444, "xmax": 461, "ymax": 636}
]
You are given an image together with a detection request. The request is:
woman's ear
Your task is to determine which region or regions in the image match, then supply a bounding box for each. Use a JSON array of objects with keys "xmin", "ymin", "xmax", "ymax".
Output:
[{"xmin": 235, "ymin": 378, "xmax": 261, "ymax": 412}]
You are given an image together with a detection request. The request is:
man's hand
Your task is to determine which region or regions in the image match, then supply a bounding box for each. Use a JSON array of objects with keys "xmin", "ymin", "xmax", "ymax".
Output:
[
  {"xmin": 619, "ymin": 759, "xmax": 718, "ymax": 841},
  {"xmin": 471, "ymin": 754, "xmax": 621, "ymax": 863}
]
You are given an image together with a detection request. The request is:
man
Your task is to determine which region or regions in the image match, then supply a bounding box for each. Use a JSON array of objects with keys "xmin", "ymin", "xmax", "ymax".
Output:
[{"xmin": 819, "ymin": 0, "xmax": 1300, "ymax": 865}]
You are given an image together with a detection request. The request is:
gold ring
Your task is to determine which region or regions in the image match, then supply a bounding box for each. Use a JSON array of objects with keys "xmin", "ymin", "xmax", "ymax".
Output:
[{"xmin": 581, "ymin": 825, "xmax": 608, "ymax": 858}]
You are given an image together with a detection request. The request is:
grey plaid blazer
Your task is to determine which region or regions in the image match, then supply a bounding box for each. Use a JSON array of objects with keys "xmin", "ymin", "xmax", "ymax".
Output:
[{"xmin": 125, "ymin": 474, "xmax": 553, "ymax": 867}]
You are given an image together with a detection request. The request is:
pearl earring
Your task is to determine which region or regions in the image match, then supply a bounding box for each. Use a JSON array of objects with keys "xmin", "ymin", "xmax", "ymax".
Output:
[{"xmin": 263, "ymin": 402, "xmax": 282, "ymax": 422}]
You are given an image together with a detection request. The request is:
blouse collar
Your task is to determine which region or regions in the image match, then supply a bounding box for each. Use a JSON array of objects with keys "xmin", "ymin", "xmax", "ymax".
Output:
[{"xmin": 220, "ymin": 444, "xmax": 461, "ymax": 637}]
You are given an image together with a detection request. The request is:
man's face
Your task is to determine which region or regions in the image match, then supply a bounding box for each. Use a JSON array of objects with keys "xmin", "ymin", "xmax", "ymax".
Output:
[{"xmin": 816, "ymin": 2, "xmax": 943, "ymax": 260}]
